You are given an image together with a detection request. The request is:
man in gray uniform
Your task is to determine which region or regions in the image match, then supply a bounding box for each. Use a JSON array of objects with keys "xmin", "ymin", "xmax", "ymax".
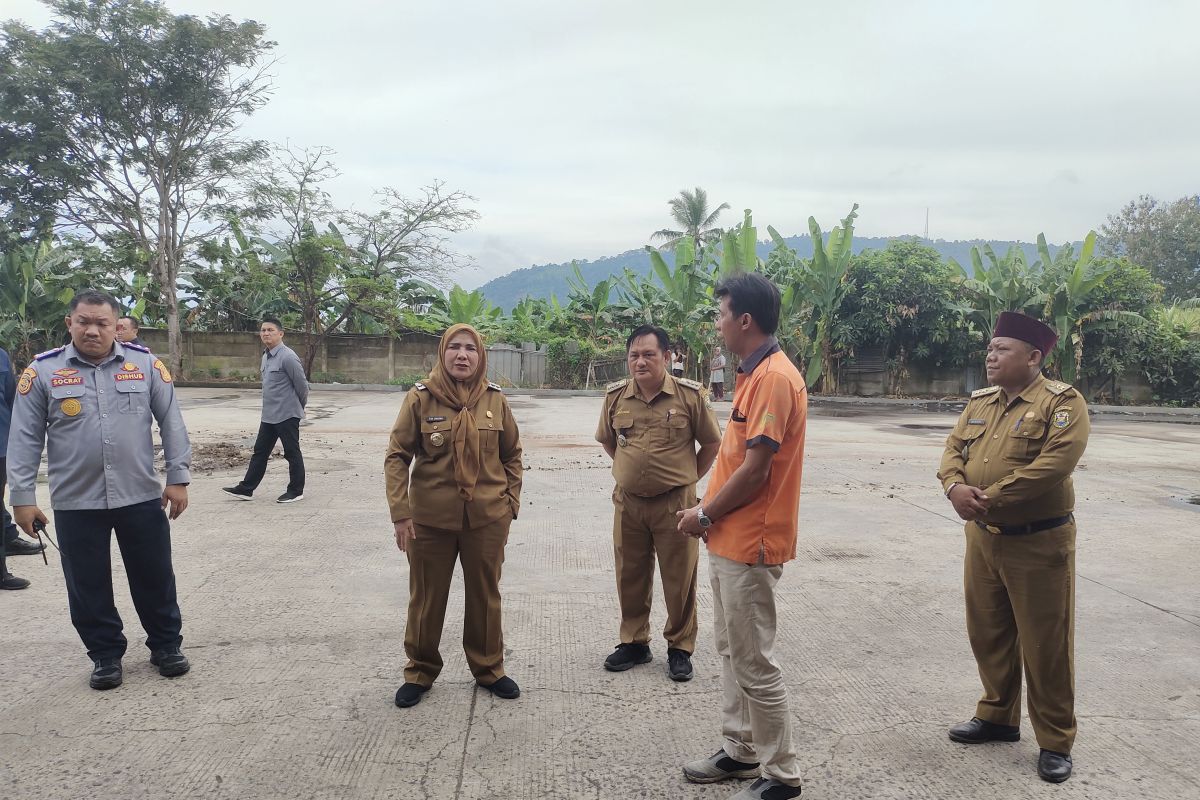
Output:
[
  {"xmin": 223, "ymin": 317, "xmax": 309, "ymax": 503},
  {"xmin": 2, "ymin": 344, "xmax": 38, "ymax": 590},
  {"xmin": 8, "ymin": 290, "xmax": 192, "ymax": 689}
]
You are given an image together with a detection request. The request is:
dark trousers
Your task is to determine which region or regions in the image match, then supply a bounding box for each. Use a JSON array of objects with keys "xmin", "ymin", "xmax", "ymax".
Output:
[
  {"xmin": 54, "ymin": 499, "xmax": 183, "ymax": 660},
  {"xmin": 1, "ymin": 458, "xmax": 14, "ymax": 560},
  {"xmin": 238, "ymin": 418, "xmax": 304, "ymax": 494}
]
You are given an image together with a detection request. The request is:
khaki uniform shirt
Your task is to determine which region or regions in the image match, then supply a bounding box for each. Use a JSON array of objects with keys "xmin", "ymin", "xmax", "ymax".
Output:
[
  {"xmin": 937, "ymin": 375, "xmax": 1090, "ymax": 525},
  {"xmin": 595, "ymin": 375, "xmax": 722, "ymax": 497},
  {"xmin": 385, "ymin": 382, "xmax": 522, "ymax": 530}
]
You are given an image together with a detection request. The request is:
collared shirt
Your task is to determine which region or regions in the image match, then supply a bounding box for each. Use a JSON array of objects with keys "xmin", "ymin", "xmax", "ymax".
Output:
[
  {"xmin": 705, "ymin": 347, "xmax": 808, "ymax": 565},
  {"xmin": 7, "ymin": 342, "xmax": 192, "ymax": 511},
  {"xmin": 0, "ymin": 347, "xmax": 15, "ymax": 455},
  {"xmin": 261, "ymin": 343, "xmax": 309, "ymax": 423},
  {"xmin": 595, "ymin": 374, "xmax": 722, "ymax": 497},
  {"xmin": 385, "ymin": 383, "xmax": 523, "ymax": 530},
  {"xmin": 937, "ymin": 374, "xmax": 1090, "ymax": 525}
]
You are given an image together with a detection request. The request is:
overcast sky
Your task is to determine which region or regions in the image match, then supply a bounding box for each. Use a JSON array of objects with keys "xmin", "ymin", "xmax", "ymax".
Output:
[{"xmin": 7, "ymin": 0, "xmax": 1199, "ymax": 286}]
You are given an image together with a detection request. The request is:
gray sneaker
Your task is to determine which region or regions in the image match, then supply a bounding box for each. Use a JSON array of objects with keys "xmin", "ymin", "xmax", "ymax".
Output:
[
  {"xmin": 682, "ymin": 749, "xmax": 761, "ymax": 784},
  {"xmin": 729, "ymin": 777, "xmax": 802, "ymax": 799}
]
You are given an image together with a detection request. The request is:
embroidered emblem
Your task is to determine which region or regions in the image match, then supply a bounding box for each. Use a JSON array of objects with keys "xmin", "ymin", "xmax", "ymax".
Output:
[
  {"xmin": 152, "ymin": 358, "xmax": 172, "ymax": 383},
  {"xmin": 430, "ymin": 432, "xmax": 445, "ymax": 447},
  {"xmin": 53, "ymin": 368, "xmax": 78, "ymax": 377},
  {"xmin": 17, "ymin": 367, "xmax": 36, "ymax": 395},
  {"xmin": 762, "ymin": 412, "xmax": 775, "ymax": 425},
  {"xmin": 617, "ymin": 434, "xmax": 628, "ymax": 447},
  {"xmin": 114, "ymin": 372, "xmax": 146, "ymax": 382},
  {"xmin": 1053, "ymin": 409, "xmax": 1071, "ymax": 428},
  {"xmin": 122, "ymin": 362, "xmax": 139, "ymax": 371},
  {"xmin": 61, "ymin": 398, "xmax": 82, "ymax": 417},
  {"xmin": 51, "ymin": 376, "xmax": 85, "ymax": 387}
]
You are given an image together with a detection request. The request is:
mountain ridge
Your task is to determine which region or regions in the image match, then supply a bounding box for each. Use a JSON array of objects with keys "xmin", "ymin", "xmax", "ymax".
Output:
[{"xmin": 477, "ymin": 235, "xmax": 1077, "ymax": 312}]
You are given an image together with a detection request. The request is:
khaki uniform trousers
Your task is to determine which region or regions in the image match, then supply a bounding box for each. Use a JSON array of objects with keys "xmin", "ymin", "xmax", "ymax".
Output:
[
  {"xmin": 612, "ymin": 485, "xmax": 699, "ymax": 653},
  {"xmin": 710, "ymin": 553, "xmax": 802, "ymax": 787},
  {"xmin": 404, "ymin": 515, "xmax": 510, "ymax": 686},
  {"xmin": 964, "ymin": 519, "xmax": 1077, "ymax": 754}
]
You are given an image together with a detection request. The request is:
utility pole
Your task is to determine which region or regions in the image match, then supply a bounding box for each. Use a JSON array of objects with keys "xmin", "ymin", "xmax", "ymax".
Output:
[{"xmin": 924, "ymin": 207, "xmax": 930, "ymax": 240}]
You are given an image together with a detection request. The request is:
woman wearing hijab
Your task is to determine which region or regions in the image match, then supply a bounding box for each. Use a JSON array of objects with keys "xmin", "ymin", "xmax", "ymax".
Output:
[{"xmin": 385, "ymin": 324, "xmax": 523, "ymax": 708}]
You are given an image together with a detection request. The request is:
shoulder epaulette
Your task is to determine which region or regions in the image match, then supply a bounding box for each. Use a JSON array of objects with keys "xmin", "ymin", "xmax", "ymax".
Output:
[
  {"xmin": 1044, "ymin": 381, "xmax": 1075, "ymax": 396},
  {"xmin": 123, "ymin": 342, "xmax": 150, "ymax": 353},
  {"xmin": 676, "ymin": 377, "xmax": 704, "ymax": 391},
  {"xmin": 413, "ymin": 381, "xmax": 427, "ymax": 390},
  {"xmin": 487, "ymin": 381, "xmax": 502, "ymax": 391},
  {"xmin": 606, "ymin": 378, "xmax": 628, "ymax": 393},
  {"xmin": 34, "ymin": 346, "xmax": 66, "ymax": 361},
  {"xmin": 970, "ymin": 385, "xmax": 1001, "ymax": 398}
]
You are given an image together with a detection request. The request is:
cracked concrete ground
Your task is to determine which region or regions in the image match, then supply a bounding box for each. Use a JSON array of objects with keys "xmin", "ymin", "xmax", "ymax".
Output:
[{"xmin": 2, "ymin": 388, "xmax": 1198, "ymax": 799}]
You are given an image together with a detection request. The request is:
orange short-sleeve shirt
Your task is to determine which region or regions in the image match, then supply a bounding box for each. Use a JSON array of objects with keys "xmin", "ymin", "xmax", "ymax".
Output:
[{"xmin": 705, "ymin": 349, "xmax": 808, "ymax": 564}]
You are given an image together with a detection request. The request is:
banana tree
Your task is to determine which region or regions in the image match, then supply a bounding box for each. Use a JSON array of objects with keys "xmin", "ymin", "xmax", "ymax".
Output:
[
  {"xmin": 646, "ymin": 235, "xmax": 716, "ymax": 379},
  {"xmin": 0, "ymin": 240, "xmax": 76, "ymax": 363},
  {"xmin": 950, "ymin": 244, "xmax": 1046, "ymax": 339},
  {"xmin": 1037, "ymin": 231, "xmax": 1130, "ymax": 382},
  {"xmin": 792, "ymin": 204, "xmax": 859, "ymax": 392},
  {"xmin": 718, "ymin": 209, "xmax": 762, "ymax": 277}
]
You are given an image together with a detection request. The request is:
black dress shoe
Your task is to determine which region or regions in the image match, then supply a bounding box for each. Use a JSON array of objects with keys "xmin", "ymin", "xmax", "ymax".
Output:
[
  {"xmin": 1, "ymin": 570, "xmax": 30, "ymax": 590},
  {"xmin": 150, "ymin": 648, "xmax": 191, "ymax": 677},
  {"xmin": 5, "ymin": 537, "xmax": 45, "ymax": 556},
  {"xmin": 478, "ymin": 675, "xmax": 520, "ymax": 699},
  {"xmin": 603, "ymin": 642, "xmax": 652, "ymax": 671},
  {"xmin": 89, "ymin": 658, "xmax": 123, "ymax": 690},
  {"xmin": 948, "ymin": 717, "xmax": 1020, "ymax": 743},
  {"xmin": 394, "ymin": 682, "xmax": 429, "ymax": 708},
  {"xmin": 1038, "ymin": 749, "xmax": 1072, "ymax": 783}
]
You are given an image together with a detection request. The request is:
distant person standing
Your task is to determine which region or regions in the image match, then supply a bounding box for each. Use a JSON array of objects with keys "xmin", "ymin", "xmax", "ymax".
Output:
[
  {"xmin": 223, "ymin": 318, "xmax": 309, "ymax": 503},
  {"xmin": 116, "ymin": 316, "xmax": 143, "ymax": 347},
  {"xmin": 671, "ymin": 348, "xmax": 685, "ymax": 378},
  {"xmin": 709, "ymin": 345, "xmax": 727, "ymax": 401}
]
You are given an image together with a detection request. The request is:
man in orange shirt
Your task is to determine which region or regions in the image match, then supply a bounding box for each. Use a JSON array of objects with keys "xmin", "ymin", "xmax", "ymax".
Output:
[{"xmin": 678, "ymin": 273, "xmax": 807, "ymax": 800}]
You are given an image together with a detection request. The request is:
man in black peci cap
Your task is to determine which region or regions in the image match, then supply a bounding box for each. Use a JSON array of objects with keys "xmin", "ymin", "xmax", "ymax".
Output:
[{"xmin": 936, "ymin": 311, "xmax": 1089, "ymax": 784}]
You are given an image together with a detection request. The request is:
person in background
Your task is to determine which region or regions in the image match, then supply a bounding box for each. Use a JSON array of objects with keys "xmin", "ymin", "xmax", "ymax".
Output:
[
  {"xmin": 709, "ymin": 345, "xmax": 727, "ymax": 401},
  {"xmin": 116, "ymin": 315, "xmax": 143, "ymax": 346},
  {"xmin": 222, "ymin": 318, "xmax": 309, "ymax": 504}
]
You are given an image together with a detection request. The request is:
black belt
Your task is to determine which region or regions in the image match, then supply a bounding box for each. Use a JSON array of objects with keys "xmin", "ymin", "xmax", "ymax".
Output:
[{"xmin": 976, "ymin": 514, "xmax": 1073, "ymax": 536}]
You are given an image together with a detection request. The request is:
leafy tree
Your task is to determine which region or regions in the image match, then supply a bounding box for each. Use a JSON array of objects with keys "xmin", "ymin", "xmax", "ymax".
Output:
[
  {"xmin": 950, "ymin": 244, "xmax": 1047, "ymax": 340},
  {"xmin": 1074, "ymin": 258, "xmax": 1162, "ymax": 400},
  {"xmin": 646, "ymin": 236, "xmax": 717, "ymax": 379},
  {"xmin": 1102, "ymin": 194, "xmax": 1200, "ymax": 300},
  {"xmin": 650, "ymin": 187, "xmax": 730, "ymax": 250},
  {"xmin": 842, "ymin": 239, "xmax": 969, "ymax": 393},
  {"xmin": 426, "ymin": 286, "xmax": 502, "ymax": 333},
  {"xmin": 0, "ymin": 0, "xmax": 275, "ymax": 373}
]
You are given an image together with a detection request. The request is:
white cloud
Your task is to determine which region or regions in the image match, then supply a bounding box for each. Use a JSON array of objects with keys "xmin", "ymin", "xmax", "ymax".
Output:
[{"xmin": 6, "ymin": 0, "xmax": 1198, "ymax": 287}]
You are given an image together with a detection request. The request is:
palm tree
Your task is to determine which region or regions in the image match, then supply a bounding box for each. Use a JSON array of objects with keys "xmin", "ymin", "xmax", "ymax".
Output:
[{"xmin": 650, "ymin": 187, "xmax": 730, "ymax": 250}]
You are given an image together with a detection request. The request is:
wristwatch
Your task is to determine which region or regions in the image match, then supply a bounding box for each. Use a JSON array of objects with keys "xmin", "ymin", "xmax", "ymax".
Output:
[{"xmin": 697, "ymin": 507, "xmax": 713, "ymax": 528}]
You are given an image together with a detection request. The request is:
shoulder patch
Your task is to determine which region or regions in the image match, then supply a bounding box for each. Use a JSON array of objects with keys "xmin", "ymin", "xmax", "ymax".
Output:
[
  {"xmin": 970, "ymin": 386, "xmax": 1001, "ymax": 398},
  {"xmin": 123, "ymin": 342, "xmax": 150, "ymax": 353},
  {"xmin": 17, "ymin": 366, "xmax": 37, "ymax": 395},
  {"xmin": 413, "ymin": 381, "xmax": 427, "ymax": 390},
  {"xmin": 1044, "ymin": 381, "xmax": 1075, "ymax": 396},
  {"xmin": 606, "ymin": 378, "xmax": 629, "ymax": 393},
  {"xmin": 487, "ymin": 381, "xmax": 502, "ymax": 391},
  {"xmin": 34, "ymin": 346, "xmax": 66, "ymax": 361},
  {"xmin": 676, "ymin": 377, "xmax": 704, "ymax": 391},
  {"xmin": 152, "ymin": 358, "xmax": 172, "ymax": 383}
]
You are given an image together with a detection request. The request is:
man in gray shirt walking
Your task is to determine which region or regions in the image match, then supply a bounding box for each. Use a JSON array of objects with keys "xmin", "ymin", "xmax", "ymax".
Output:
[
  {"xmin": 8, "ymin": 290, "xmax": 192, "ymax": 689},
  {"xmin": 223, "ymin": 318, "xmax": 309, "ymax": 503}
]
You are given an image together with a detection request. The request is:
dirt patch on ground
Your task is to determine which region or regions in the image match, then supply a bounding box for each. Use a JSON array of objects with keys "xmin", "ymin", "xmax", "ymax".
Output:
[{"xmin": 191, "ymin": 442, "xmax": 254, "ymax": 472}]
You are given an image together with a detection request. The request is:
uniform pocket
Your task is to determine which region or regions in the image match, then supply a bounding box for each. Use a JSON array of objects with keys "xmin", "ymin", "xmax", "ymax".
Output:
[
  {"xmin": 420, "ymin": 421, "xmax": 450, "ymax": 458},
  {"xmin": 477, "ymin": 418, "xmax": 501, "ymax": 451},
  {"xmin": 654, "ymin": 413, "xmax": 691, "ymax": 445},
  {"xmin": 114, "ymin": 380, "xmax": 149, "ymax": 415},
  {"xmin": 1004, "ymin": 418, "xmax": 1046, "ymax": 462},
  {"xmin": 49, "ymin": 383, "xmax": 87, "ymax": 422}
]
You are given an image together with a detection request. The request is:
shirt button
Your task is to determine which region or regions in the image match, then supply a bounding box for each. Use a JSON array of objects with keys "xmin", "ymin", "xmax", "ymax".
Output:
[
  {"xmin": 99, "ymin": 389, "xmax": 104, "ymax": 394},
  {"xmin": 102, "ymin": 413, "xmax": 108, "ymax": 418},
  {"xmin": 983, "ymin": 457, "xmax": 990, "ymax": 463},
  {"xmin": 105, "ymin": 465, "xmax": 111, "ymax": 470},
  {"xmin": 993, "ymin": 434, "xmax": 998, "ymax": 439},
  {"xmin": 104, "ymin": 440, "xmax": 110, "ymax": 444}
]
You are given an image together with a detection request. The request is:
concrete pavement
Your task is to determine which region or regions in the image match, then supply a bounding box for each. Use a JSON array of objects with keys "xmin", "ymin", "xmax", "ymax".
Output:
[{"xmin": 2, "ymin": 387, "xmax": 1197, "ymax": 799}]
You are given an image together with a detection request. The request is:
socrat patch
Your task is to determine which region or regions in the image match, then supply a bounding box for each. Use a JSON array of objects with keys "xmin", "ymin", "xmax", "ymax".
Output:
[{"xmin": 16, "ymin": 367, "xmax": 36, "ymax": 395}]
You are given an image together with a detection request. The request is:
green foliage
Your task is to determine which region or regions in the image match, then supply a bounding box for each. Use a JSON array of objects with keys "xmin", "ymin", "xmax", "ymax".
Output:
[
  {"xmin": 1102, "ymin": 194, "xmax": 1200, "ymax": 300},
  {"xmin": 650, "ymin": 187, "xmax": 730, "ymax": 250},
  {"xmin": 1137, "ymin": 308, "xmax": 1200, "ymax": 405}
]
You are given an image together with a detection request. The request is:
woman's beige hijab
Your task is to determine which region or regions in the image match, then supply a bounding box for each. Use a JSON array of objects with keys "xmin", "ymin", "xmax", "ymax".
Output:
[{"xmin": 423, "ymin": 324, "xmax": 489, "ymax": 501}]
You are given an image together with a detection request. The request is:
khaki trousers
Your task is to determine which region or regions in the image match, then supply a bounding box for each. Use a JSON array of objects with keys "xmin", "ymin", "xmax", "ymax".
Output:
[
  {"xmin": 404, "ymin": 515, "xmax": 510, "ymax": 686},
  {"xmin": 612, "ymin": 485, "xmax": 699, "ymax": 653},
  {"xmin": 710, "ymin": 553, "xmax": 802, "ymax": 787},
  {"xmin": 964, "ymin": 520, "xmax": 1077, "ymax": 754}
]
